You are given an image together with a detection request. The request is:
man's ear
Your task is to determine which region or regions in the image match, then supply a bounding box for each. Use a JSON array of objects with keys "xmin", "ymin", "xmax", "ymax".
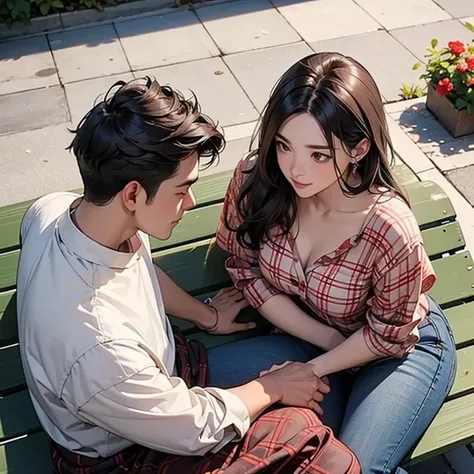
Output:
[{"xmin": 121, "ymin": 181, "xmax": 141, "ymax": 213}]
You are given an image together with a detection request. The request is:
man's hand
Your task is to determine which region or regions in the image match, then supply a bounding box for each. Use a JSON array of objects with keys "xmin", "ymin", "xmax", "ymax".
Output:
[
  {"xmin": 259, "ymin": 362, "xmax": 330, "ymax": 415},
  {"xmin": 207, "ymin": 287, "xmax": 253, "ymax": 334}
]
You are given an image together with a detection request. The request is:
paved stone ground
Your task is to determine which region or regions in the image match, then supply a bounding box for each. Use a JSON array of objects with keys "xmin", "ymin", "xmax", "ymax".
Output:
[{"xmin": 1, "ymin": 0, "xmax": 474, "ymax": 471}]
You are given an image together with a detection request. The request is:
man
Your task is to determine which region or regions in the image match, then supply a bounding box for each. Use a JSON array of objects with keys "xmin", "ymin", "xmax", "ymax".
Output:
[{"xmin": 17, "ymin": 78, "xmax": 360, "ymax": 473}]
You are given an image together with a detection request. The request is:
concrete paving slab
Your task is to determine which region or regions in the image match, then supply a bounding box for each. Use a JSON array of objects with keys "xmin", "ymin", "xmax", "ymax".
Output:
[
  {"xmin": 309, "ymin": 31, "xmax": 421, "ymax": 102},
  {"xmin": 65, "ymin": 73, "xmax": 135, "ymax": 127},
  {"xmin": 390, "ymin": 107, "xmax": 455, "ymax": 152},
  {"xmin": 49, "ymin": 24, "xmax": 130, "ymax": 83},
  {"xmin": 428, "ymin": 138, "xmax": 474, "ymax": 172},
  {"xmin": 354, "ymin": 0, "xmax": 451, "ymax": 30},
  {"xmin": 390, "ymin": 19, "xmax": 474, "ymax": 63},
  {"xmin": 224, "ymin": 42, "xmax": 312, "ymax": 111},
  {"xmin": 116, "ymin": 10, "xmax": 219, "ymax": 71},
  {"xmin": 446, "ymin": 165, "xmax": 474, "ymax": 206},
  {"xmin": 0, "ymin": 36, "xmax": 58, "ymax": 96},
  {"xmin": 196, "ymin": 0, "xmax": 301, "ymax": 55},
  {"xmin": 144, "ymin": 57, "xmax": 258, "ymax": 127},
  {"xmin": 272, "ymin": 0, "xmax": 381, "ymax": 43},
  {"xmin": 0, "ymin": 124, "xmax": 82, "ymax": 207},
  {"xmin": 201, "ymin": 135, "xmax": 251, "ymax": 177},
  {"xmin": 386, "ymin": 115, "xmax": 435, "ymax": 173},
  {"xmin": 0, "ymin": 86, "xmax": 68, "ymax": 136},
  {"xmin": 433, "ymin": 0, "xmax": 474, "ymax": 18}
]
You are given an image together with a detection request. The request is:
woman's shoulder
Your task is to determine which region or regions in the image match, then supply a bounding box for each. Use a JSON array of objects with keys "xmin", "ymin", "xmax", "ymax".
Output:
[
  {"xmin": 230, "ymin": 151, "xmax": 258, "ymax": 185},
  {"xmin": 368, "ymin": 193, "xmax": 424, "ymax": 257}
]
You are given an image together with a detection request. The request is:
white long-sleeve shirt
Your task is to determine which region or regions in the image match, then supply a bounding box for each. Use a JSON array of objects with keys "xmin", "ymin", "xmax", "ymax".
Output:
[{"xmin": 16, "ymin": 192, "xmax": 249, "ymax": 458}]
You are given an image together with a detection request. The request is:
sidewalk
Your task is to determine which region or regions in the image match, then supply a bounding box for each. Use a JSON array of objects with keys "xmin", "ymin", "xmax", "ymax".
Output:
[{"xmin": 1, "ymin": 0, "xmax": 474, "ymax": 471}]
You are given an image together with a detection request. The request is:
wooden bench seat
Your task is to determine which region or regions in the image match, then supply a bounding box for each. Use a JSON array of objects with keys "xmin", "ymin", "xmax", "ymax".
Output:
[{"xmin": 1, "ymin": 163, "xmax": 473, "ymax": 472}]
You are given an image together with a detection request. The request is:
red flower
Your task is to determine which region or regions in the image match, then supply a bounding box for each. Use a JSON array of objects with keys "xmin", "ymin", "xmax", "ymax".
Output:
[
  {"xmin": 457, "ymin": 61, "xmax": 468, "ymax": 72},
  {"xmin": 467, "ymin": 56, "xmax": 474, "ymax": 71},
  {"xmin": 449, "ymin": 41, "xmax": 466, "ymax": 56},
  {"xmin": 436, "ymin": 78, "xmax": 454, "ymax": 96},
  {"xmin": 467, "ymin": 77, "xmax": 474, "ymax": 87}
]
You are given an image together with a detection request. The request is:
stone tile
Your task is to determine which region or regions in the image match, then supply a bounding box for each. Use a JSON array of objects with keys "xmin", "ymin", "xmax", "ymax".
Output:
[
  {"xmin": 385, "ymin": 97, "xmax": 426, "ymax": 115},
  {"xmin": 116, "ymin": 10, "xmax": 219, "ymax": 71},
  {"xmin": 309, "ymin": 31, "xmax": 421, "ymax": 102},
  {"xmin": 390, "ymin": 20, "xmax": 474, "ymax": 62},
  {"xmin": 433, "ymin": 0, "xmax": 474, "ymax": 18},
  {"xmin": 49, "ymin": 24, "xmax": 130, "ymax": 83},
  {"xmin": 0, "ymin": 36, "xmax": 58, "ymax": 96},
  {"xmin": 0, "ymin": 124, "xmax": 82, "ymax": 207},
  {"xmin": 386, "ymin": 115, "xmax": 434, "ymax": 173},
  {"xmin": 428, "ymin": 137, "xmax": 474, "ymax": 171},
  {"xmin": 391, "ymin": 106, "xmax": 455, "ymax": 152},
  {"xmin": 0, "ymin": 86, "xmax": 68, "ymax": 136},
  {"xmin": 224, "ymin": 42, "xmax": 313, "ymax": 111},
  {"xmin": 354, "ymin": 0, "xmax": 451, "ymax": 29},
  {"xmin": 144, "ymin": 57, "xmax": 258, "ymax": 127},
  {"xmin": 419, "ymin": 167, "xmax": 474, "ymax": 253},
  {"xmin": 446, "ymin": 165, "xmax": 474, "ymax": 206},
  {"xmin": 65, "ymin": 73, "xmax": 134, "ymax": 127},
  {"xmin": 201, "ymin": 136, "xmax": 252, "ymax": 177},
  {"xmin": 196, "ymin": 0, "xmax": 301, "ymax": 55},
  {"xmin": 272, "ymin": 0, "xmax": 381, "ymax": 43}
]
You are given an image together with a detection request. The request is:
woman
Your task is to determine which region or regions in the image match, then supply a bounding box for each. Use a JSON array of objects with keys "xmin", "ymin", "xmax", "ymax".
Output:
[{"xmin": 215, "ymin": 52, "xmax": 457, "ymax": 474}]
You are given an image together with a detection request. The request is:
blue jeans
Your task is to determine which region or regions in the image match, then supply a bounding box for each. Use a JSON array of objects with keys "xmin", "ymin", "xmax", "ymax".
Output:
[{"xmin": 207, "ymin": 296, "xmax": 456, "ymax": 474}]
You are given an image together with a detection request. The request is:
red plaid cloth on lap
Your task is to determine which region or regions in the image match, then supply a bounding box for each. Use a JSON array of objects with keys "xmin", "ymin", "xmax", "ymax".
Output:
[{"xmin": 51, "ymin": 327, "xmax": 360, "ymax": 474}]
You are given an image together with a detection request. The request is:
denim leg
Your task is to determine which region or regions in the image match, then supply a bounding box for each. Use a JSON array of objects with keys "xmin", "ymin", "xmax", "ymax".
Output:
[
  {"xmin": 338, "ymin": 298, "xmax": 457, "ymax": 474},
  {"xmin": 207, "ymin": 334, "xmax": 351, "ymax": 434}
]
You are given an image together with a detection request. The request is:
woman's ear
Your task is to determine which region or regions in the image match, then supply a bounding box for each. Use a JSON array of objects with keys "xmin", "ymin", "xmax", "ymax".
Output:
[{"xmin": 351, "ymin": 138, "xmax": 371, "ymax": 162}]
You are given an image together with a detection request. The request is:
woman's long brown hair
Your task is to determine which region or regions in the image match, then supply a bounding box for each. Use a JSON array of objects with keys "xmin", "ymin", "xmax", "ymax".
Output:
[{"xmin": 225, "ymin": 52, "xmax": 407, "ymax": 251}]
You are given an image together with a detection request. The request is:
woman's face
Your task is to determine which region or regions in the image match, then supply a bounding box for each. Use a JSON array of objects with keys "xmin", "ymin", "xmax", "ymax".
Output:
[{"xmin": 275, "ymin": 113, "xmax": 352, "ymax": 199}]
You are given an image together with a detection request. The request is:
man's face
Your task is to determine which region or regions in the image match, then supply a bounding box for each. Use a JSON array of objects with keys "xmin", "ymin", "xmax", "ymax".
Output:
[{"xmin": 134, "ymin": 153, "xmax": 199, "ymax": 240}]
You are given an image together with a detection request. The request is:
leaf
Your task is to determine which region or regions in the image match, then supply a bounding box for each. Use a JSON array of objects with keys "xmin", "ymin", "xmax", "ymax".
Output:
[
  {"xmin": 455, "ymin": 97, "xmax": 469, "ymax": 110},
  {"xmin": 431, "ymin": 38, "xmax": 438, "ymax": 49},
  {"xmin": 39, "ymin": 1, "xmax": 50, "ymax": 15},
  {"xmin": 11, "ymin": 0, "xmax": 30, "ymax": 19},
  {"xmin": 413, "ymin": 62, "xmax": 422, "ymax": 70},
  {"xmin": 50, "ymin": 0, "xmax": 64, "ymax": 7},
  {"xmin": 440, "ymin": 61, "xmax": 450, "ymax": 68},
  {"xmin": 468, "ymin": 103, "xmax": 474, "ymax": 115},
  {"xmin": 464, "ymin": 21, "xmax": 474, "ymax": 34}
]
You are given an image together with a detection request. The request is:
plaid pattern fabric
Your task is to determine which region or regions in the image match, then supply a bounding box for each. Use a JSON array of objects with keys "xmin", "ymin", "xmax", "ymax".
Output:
[
  {"xmin": 51, "ymin": 326, "xmax": 361, "ymax": 474},
  {"xmin": 216, "ymin": 157, "xmax": 436, "ymax": 357}
]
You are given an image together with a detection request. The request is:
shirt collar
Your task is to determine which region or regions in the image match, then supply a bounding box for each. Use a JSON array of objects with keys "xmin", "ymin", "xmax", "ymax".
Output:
[{"xmin": 57, "ymin": 200, "xmax": 141, "ymax": 269}]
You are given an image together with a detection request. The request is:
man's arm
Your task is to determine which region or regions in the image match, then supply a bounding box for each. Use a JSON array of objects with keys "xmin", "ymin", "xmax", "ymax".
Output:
[
  {"xmin": 154, "ymin": 265, "xmax": 254, "ymax": 334},
  {"xmin": 66, "ymin": 343, "xmax": 327, "ymax": 456}
]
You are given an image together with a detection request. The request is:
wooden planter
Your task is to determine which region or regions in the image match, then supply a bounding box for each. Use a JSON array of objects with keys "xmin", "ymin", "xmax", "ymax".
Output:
[{"xmin": 426, "ymin": 83, "xmax": 474, "ymax": 138}]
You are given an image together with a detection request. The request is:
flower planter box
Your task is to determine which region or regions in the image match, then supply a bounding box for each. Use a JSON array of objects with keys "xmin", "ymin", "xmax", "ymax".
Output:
[{"xmin": 426, "ymin": 83, "xmax": 474, "ymax": 138}]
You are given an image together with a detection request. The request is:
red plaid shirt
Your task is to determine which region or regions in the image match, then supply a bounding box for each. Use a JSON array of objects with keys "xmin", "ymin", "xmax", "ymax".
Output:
[{"xmin": 216, "ymin": 157, "xmax": 436, "ymax": 358}]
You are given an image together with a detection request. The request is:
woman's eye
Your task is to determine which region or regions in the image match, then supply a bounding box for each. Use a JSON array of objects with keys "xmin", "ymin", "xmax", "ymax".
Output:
[
  {"xmin": 276, "ymin": 141, "xmax": 290, "ymax": 153},
  {"xmin": 313, "ymin": 152, "xmax": 331, "ymax": 163}
]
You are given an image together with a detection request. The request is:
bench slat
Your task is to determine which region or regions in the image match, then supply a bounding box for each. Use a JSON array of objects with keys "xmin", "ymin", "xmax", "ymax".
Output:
[
  {"xmin": 449, "ymin": 346, "xmax": 474, "ymax": 400},
  {"xmin": 444, "ymin": 302, "xmax": 474, "ymax": 348},
  {"xmin": 420, "ymin": 222, "xmax": 465, "ymax": 258},
  {"xmin": 0, "ymin": 346, "xmax": 24, "ymax": 397},
  {"xmin": 0, "ymin": 432, "xmax": 51, "ymax": 474},
  {"xmin": 406, "ymin": 391, "xmax": 474, "ymax": 465},
  {"xmin": 430, "ymin": 252, "xmax": 474, "ymax": 307},
  {"xmin": 0, "ymin": 177, "xmax": 457, "ymax": 294},
  {"xmin": 1, "ymin": 335, "xmax": 472, "ymax": 442},
  {"xmin": 0, "ymin": 170, "xmax": 233, "ymax": 255}
]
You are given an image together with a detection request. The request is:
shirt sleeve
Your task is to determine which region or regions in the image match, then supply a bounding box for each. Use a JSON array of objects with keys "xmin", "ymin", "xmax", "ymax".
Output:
[
  {"xmin": 216, "ymin": 157, "xmax": 281, "ymax": 308},
  {"xmin": 363, "ymin": 209, "xmax": 436, "ymax": 358},
  {"xmin": 60, "ymin": 341, "xmax": 250, "ymax": 456}
]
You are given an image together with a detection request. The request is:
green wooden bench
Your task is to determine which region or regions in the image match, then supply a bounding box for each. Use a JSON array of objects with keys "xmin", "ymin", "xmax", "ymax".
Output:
[{"xmin": 1, "ymin": 163, "xmax": 474, "ymax": 472}]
